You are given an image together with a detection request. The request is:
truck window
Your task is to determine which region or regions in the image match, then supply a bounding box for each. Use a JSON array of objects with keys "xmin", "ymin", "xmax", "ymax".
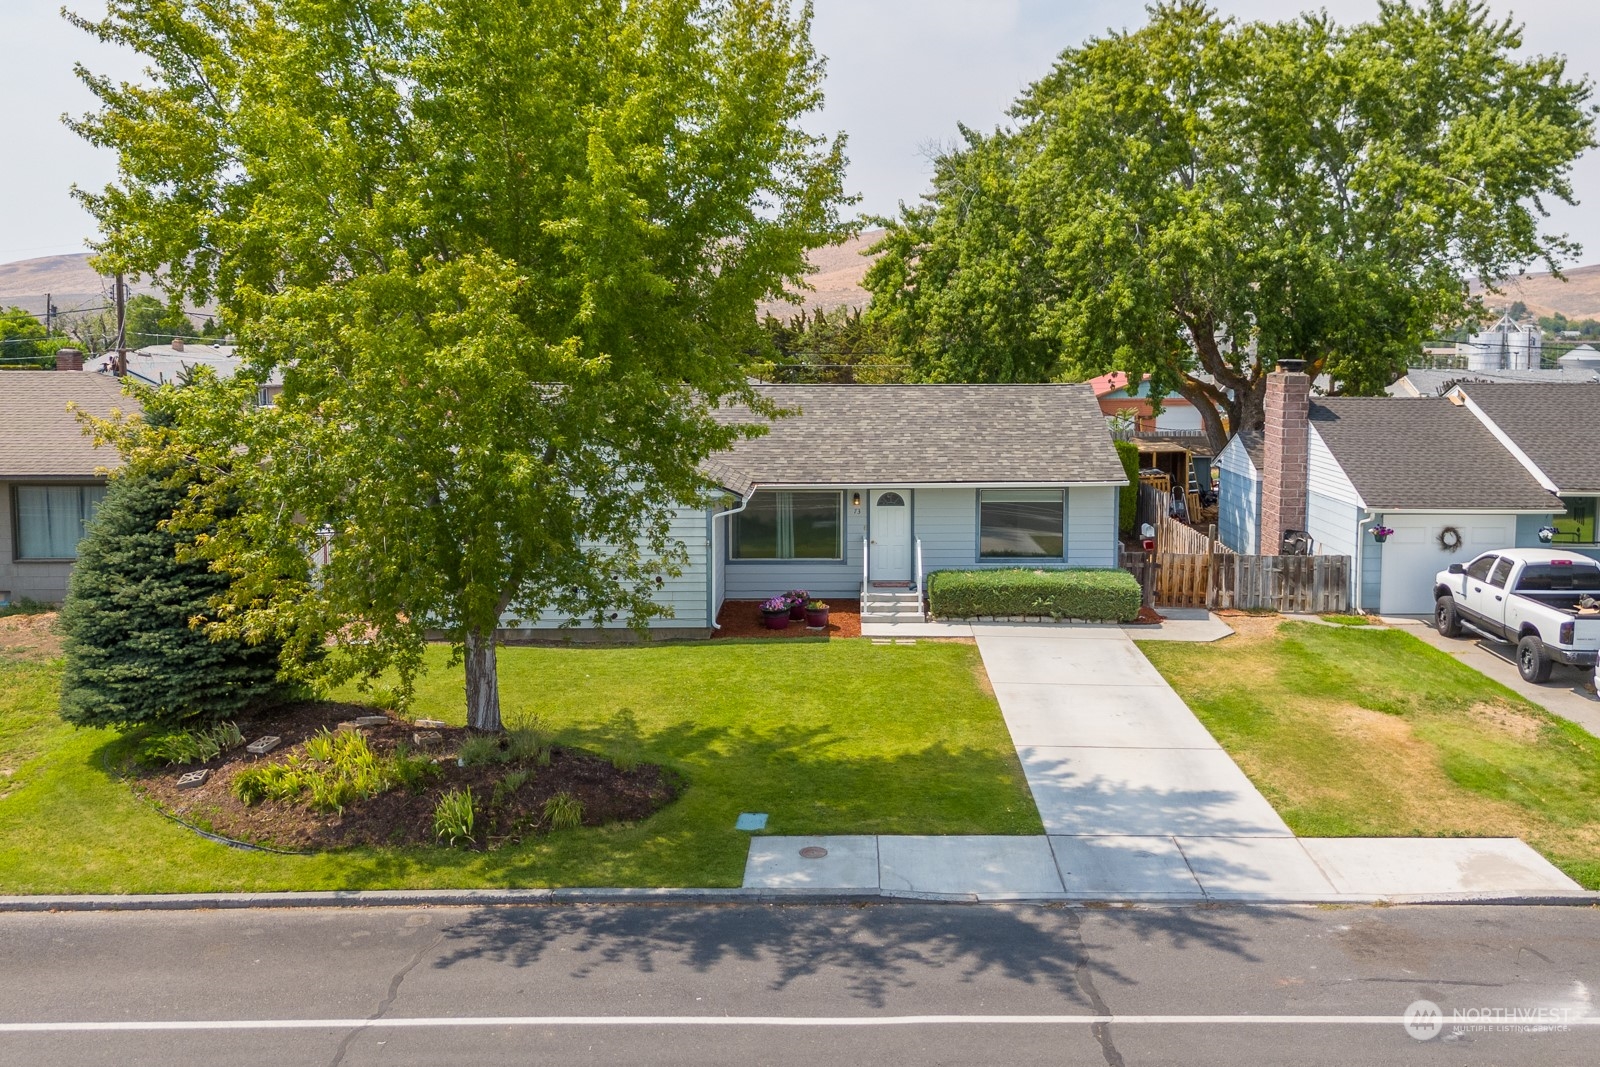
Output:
[
  {"xmin": 1466, "ymin": 555, "xmax": 1497, "ymax": 582},
  {"xmin": 1516, "ymin": 563, "xmax": 1600, "ymax": 592},
  {"xmin": 1488, "ymin": 558, "xmax": 1513, "ymax": 588}
]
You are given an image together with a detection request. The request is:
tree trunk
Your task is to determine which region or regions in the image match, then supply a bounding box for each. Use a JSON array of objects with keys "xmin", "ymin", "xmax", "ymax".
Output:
[{"xmin": 464, "ymin": 628, "xmax": 502, "ymax": 733}]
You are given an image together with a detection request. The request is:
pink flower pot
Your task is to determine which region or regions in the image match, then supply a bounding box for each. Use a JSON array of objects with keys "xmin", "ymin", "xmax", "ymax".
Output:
[
  {"xmin": 762, "ymin": 611, "xmax": 790, "ymax": 630},
  {"xmin": 805, "ymin": 609, "xmax": 829, "ymax": 629}
]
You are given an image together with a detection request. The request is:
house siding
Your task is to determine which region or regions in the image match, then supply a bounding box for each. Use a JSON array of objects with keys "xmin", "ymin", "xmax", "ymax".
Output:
[
  {"xmin": 1361, "ymin": 516, "xmax": 1383, "ymax": 612},
  {"xmin": 1307, "ymin": 428, "xmax": 1364, "ymax": 509},
  {"xmin": 0, "ymin": 479, "xmax": 98, "ymax": 606},
  {"xmin": 917, "ymin": 485, "xmax": 1117, "ymax": 572},
  {"xmin": 1215, "ymin": 435, "xmax": 1260, "ymax": 554},
  {"xmin": 1305, "ymin": 491, "xmax": 1360, "ymax": 560},
  {"xmin": 507, "ymin": 506, "xmax": 715, "ymax": 631}
]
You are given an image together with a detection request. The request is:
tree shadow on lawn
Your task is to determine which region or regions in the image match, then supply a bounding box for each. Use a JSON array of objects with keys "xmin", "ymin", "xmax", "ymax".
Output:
[{"xmin": 422, "ymin": 902, "xmax": 1293, "ymax": 1010}]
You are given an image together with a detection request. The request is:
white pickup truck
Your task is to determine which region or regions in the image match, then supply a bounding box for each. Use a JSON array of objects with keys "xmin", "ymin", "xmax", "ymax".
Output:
[{"xmin": 1434, "ymin": 548, "xmax": 1600, "ymax": 682}]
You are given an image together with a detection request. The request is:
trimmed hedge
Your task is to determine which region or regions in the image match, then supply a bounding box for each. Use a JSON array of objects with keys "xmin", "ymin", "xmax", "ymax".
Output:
[
  {"xmin": 1114, "ymin": 439, "xmax": 1140, "ymax": 536},
  {"xmin": 928, "ymin": 568, "xmax": 1141, "ymax": 622}
]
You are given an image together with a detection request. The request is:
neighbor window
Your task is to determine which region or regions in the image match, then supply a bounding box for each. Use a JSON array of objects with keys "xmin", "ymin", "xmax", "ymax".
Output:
[
  {"xmin": 731, "ymin": 490, "xmax": 843, "ymax": 560},
  {"xmin": 1555, "ymin": 497, "xmax": 1597, "ymax": 544},
  {"xmin": 13, "ymin": 484, "xmax": 107, "ymax": 560},
  {"xmin": 979, "ymin": 489, "xmax": 1065, "ymax": 559}
]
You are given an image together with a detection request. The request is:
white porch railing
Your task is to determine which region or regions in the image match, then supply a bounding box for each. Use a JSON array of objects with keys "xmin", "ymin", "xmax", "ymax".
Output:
[
  {"xmin": 914, "ymin": 537, "xmax": 924, "ymax": 594},
  {"xmin": 861, "ymin": 535, "xmax": 869, "ymax": 600}
]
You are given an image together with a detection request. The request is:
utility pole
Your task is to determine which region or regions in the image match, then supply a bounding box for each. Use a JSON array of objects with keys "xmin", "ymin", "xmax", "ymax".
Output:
[
  {"xmin": 114, "ymin": 273, "xmax": 127, "ymax": 377},
  {"xmin": 44, "ymin": 293, "xmax": 52, "ymax": 336}
]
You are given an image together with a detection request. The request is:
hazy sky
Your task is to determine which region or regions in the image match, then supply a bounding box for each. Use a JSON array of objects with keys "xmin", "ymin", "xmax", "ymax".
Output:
[{"xmin": 4, "ymin": 1, "xmax": 1600, "ymax": 266}]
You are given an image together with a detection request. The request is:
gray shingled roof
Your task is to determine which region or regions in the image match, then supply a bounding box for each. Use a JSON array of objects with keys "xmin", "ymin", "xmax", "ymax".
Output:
[
  {"xmin": 710, "ymin": 384, "xmax": 1127, "ymax": 490},
  {"xmin": 1310, "ymin": 397, "xmax": 1560, "ymax": 512},
  {"xmin": 1389, "ymin": 366, "xmax": 1600, "ymax": 397},
  {"xmin": 1455, "ymin": 382, "xmax": 1600, "ymax": 494},
  {"xmin": 1236, "ymin": 429, "xmax": 1265, "ymax": 470},
  {"xmin": 0, "ymin": 372, "xmax": 134, "ymax": 478}
]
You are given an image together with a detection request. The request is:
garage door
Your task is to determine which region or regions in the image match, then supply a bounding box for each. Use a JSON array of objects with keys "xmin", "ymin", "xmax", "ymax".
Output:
[{"xmin": 1378, "ymin": 513, "xmax": 1514, "ymax": 615}]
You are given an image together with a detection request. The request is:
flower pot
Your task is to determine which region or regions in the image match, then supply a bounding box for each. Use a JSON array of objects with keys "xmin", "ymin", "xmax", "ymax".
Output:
[
  {"xmin": 805, "ymin": 608, "xmax": 829, "ymax": 629},
  {"xmin": 762, "ymin": 611, "xmax": 790, "ymax": 631},
  {"xmin": 1373, "ymin": 534, "xmax": 1389, "ymax": 544},
  {"xmin": 788, "ymin": 602, "xmax": 806, "ymax": 621}
]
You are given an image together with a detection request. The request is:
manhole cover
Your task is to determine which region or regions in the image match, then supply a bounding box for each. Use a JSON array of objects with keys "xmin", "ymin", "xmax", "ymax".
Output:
[{"xmin": 799, "ymin": 846, "xmax": 829, "ymax": 859}]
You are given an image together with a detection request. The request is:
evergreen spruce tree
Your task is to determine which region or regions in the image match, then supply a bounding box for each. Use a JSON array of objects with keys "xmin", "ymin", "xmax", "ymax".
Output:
[{"xmin": 60, "ymin": 455, "xmax": 287, "ymax": 730}]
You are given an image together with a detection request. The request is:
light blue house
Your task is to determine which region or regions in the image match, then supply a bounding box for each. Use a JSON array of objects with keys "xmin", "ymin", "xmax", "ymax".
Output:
[
  {"xmin": 1216, "ymin": 368, "xmax": 1567, "ymax": 615},
  {"xmin": 505, "ymin": 384, "xmax": 1130, "ymax": 638}
]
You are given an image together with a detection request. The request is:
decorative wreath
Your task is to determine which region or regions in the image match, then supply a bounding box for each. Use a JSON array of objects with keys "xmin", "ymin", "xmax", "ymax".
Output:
[{"xmin": 1437, "ymin": 525, "xmax": 1464, "ymax": 552}]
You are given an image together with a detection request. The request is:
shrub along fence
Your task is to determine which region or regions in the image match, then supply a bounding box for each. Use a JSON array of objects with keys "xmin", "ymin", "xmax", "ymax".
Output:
[{"xmin": 927, "ymin": 568, "xmax": 1143, "ymax": 622}]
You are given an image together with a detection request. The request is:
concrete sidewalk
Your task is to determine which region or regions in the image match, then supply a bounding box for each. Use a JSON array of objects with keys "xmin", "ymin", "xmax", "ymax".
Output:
[{"xmin": 745, "ymin": 618, "xmax": 1587, "ymax": 902}]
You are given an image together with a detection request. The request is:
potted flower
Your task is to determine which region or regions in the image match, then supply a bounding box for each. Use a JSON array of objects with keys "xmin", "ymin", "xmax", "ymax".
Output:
[
  {"xmin": 804, "ymin": 599, "xmax": 830, "ymax": 629},
  {"xmin": 760, "ymin": 596, "xmax": 791, "ymax": 630},
  {"xmin": 1371, "ymin": 525, "xmax": 1395, "ymax": 544},
  {"xmin": 784, "ymin": 589, "xmax": 810, "ymax": 621}
]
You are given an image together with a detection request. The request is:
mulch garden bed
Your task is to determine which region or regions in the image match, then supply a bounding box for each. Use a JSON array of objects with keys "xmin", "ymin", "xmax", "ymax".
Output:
[
  {"xmin": 712, "ymin": 599, "xmax": 861, "ymax": 640},
  {"xmin": 132, "ymin": 702, "xmax": 678, "ymax": 851}
]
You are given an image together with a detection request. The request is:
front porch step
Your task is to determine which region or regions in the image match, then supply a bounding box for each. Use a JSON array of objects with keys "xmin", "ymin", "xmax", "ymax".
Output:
[{"xmin": 861, "ymin": 607, "xmax": 927, "ymax": 622}]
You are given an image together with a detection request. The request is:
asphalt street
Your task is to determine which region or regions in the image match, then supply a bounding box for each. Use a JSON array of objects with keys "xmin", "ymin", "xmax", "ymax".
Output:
[{"xmin": 0, "ymin": 902, "xmax": 1596, "ymax": 1066}]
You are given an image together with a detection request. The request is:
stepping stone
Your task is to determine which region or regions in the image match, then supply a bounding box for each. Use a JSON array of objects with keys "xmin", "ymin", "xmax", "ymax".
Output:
[
  {"xmin": 414, "ymin": 718, "xmax": 448, "ymax": 729},
  {"xmin": 336, "ymin": 722, "xmax": 361, "ymax": 732},
  {"xmin": 735, "ymin": 812, "xmax": 768, "ymax": 831},
  {"xmin": 175, "ymin": 769, "xmax": 210, "ymax": 790},
  {"xmin": 353, "ymin": 715, "xmax": 389, "ymax": 726},
  {"xmin": 413, "ymin": 731, "xmax": 443, "ymax": 750},
  {"xmin": 245, "ymin": 736, "xmax": 281, "ymax": 756}
]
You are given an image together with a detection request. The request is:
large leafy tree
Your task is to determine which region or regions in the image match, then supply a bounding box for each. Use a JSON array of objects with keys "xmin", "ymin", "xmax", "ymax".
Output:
[
  {"xmin": 864, "ymin": 0, "xmax": 1596, "ymax": 451},
  {"xmin": 69, "ymin": 0, "xmax": 849, "ymax": 730}
]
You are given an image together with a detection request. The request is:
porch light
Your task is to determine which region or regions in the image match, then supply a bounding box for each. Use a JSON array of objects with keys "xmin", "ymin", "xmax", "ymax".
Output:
[{"xmin": 851, "ymin": 491, "xmax": 861, "ymax": 508}]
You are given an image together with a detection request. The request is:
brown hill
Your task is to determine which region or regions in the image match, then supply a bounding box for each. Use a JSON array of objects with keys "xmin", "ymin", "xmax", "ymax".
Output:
[
  {"xmin": 0, "ymin": 252, "xmax": 171, "ymax": 320},
  {"xmin": 1472, "ymin": 264, "xmax": 1600, "ymax": 321},
  {"xmin": 756, "ymin": 228, "xmax": 881, "ymax": 321}
]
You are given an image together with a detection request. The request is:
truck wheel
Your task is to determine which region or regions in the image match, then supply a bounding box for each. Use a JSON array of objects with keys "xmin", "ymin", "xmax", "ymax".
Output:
[
  {"xmin": 1517, "ymin": 635, "xmax": 1554, "ymax": 684},
  {"xmin": 1435, "ymin": 596, "xmax": 1462, "ymax": 638}
]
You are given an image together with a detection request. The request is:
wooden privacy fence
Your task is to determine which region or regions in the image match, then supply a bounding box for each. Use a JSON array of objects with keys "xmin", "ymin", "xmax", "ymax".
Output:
[
  {"xmin": 1120, "ymin": 549, "xmax": 1352, "ymax": 613},
  {"xmin": 1138, "ymin": 483, "xmax": 1224, "ymax": 555}
]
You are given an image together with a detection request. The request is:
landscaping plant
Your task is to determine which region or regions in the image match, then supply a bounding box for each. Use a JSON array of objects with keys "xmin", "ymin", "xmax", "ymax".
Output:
[
  {"xmin": 58, "ymin": 436, "xmax": 291, "ymax": 732},
  {"xmin": 433, "ymin": 789, "xmax": 477, "ymax": 847},
  {"xmin": 543, "ymin": 793, "xmax": 584, "ymax": 831},
  {"xmin": 928, "ymin": 568, "xmax": 1141, "ymax": 622}
]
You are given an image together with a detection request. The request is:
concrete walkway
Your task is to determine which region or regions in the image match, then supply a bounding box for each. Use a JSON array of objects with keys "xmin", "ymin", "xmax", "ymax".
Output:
[
  {"xmin": 1382, "ymin": 615, "xmax": 1600, "ymax": 739},
  {"xmin": 744, "ymin": 617, "xmax": 1586, "ymax": 901}
]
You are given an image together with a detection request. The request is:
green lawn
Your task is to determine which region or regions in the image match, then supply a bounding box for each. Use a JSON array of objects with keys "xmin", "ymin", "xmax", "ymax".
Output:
[
  {"xmin": 0, "ymin": 639, "xmax": 1038, "ymax": 893},
  {"xmin": 1140, "ymin": 620, "xmax": 1600, "ymax": 888}
]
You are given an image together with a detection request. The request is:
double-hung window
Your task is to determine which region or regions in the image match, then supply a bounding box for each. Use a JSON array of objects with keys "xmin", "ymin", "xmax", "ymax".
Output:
[
  {"xmin": 12, "ymin": 484, "xmax": 107, "ymax": 560},
  {"xmin": 978, "ymin": 489, "xmax": 1065, "ymax": 559},
  {"xmin": 731, "ymin": 490, "xmax": 843, "ymax": 560}
]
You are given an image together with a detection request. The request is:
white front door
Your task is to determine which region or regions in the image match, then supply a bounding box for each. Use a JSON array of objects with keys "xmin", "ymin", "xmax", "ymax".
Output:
[{"xmin": 869, "ymin": 489, "xmax": 912, "ymax": 583}]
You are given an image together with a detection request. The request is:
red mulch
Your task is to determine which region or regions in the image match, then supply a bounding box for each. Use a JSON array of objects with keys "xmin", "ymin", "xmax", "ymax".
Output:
[
  {"xmin": 712, "ymin": 599, "xmax": 861, "ymax": 640},
  {"xmin": 1130, "ymin": 605, "xmax": 1166, "ymax": 625},
  {"xmin": 134, "ymin": 702, "xmax": 677, "ymax": 852}
]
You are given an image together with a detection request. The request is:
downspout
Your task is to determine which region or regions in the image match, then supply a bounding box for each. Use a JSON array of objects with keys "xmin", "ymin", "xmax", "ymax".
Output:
[
  {"xmin": 708, "ymin": 488, "xmax": 757, "ymax": 631},
  {"xmin": 1355, "ymin": 511, "xmax": 1380, "ymax": 615}
]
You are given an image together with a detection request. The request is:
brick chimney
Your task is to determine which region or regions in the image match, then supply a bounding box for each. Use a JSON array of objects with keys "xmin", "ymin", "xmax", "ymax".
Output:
[
  {"xmin": 54, "ymin": 347, "xmax": 84, "ymax": 372},
  {"xmin": 171, "ymin": 337, "xmax": 185, "ymax": 352},
  {"xmin": 1260, "ymin": 359, "xmax": 1310, "ymax": 556}
]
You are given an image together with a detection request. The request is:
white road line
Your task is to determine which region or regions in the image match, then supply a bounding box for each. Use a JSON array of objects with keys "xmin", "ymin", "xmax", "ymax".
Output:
[{"xmin": 1, "ymin": 1015, "xmax": 1596, "ymax": 1032}]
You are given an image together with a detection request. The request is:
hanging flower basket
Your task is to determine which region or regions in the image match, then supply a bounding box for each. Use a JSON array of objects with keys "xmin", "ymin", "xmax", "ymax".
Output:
[{"xmin": 1371, "ymin": 525, "xmax": 1394, "ymax": 544}]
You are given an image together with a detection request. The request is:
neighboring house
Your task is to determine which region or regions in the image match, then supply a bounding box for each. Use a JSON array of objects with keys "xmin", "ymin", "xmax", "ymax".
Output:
[
  {"xmin": 0, "ymin": 369, "xmax": 134, "ymax": 606},
  {"xmin": 1087, "ymin": 371, "xmax": 1205, "ymax": 431},
  {"xmin": 1447, "ymin": 383, "xmax": 1600, "ymax": 559},
  {"xmin": 1388, "ymin": 365, "xmax": 1600, "ymax": 397},
  {"xmin": 1215, "ymin": 365, "xmax": 1562, "ymax": 614},
  {"xmin": 85, "ymin": 339, "xmax": 284, "ymax": 405},
  {"xmin": 504, "ymin": 384, "xmax": 1129, "ymax": 637}
]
